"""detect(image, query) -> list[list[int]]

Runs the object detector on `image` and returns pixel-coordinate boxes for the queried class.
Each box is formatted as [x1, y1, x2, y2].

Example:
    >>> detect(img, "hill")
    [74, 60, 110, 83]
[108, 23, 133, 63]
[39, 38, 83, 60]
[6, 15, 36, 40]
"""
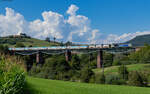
[0, 37, 60, 47]
[93, 64, 150, 75]
[24, 76, 150, 94]
[126, 34, 150, 47]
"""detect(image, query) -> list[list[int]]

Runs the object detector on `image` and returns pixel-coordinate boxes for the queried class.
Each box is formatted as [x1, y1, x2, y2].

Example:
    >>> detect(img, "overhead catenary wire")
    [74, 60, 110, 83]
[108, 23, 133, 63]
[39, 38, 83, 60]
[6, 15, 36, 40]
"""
[14, 48, 134, 56]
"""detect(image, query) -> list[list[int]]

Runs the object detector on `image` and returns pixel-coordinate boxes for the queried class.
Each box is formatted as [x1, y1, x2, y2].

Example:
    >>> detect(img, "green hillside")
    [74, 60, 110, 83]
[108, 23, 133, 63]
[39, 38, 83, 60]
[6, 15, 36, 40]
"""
[24, 77, 150, 94]
[0, 37, 60, 47]
[93, 64, 150, 75]
[126, 34, 150, 47]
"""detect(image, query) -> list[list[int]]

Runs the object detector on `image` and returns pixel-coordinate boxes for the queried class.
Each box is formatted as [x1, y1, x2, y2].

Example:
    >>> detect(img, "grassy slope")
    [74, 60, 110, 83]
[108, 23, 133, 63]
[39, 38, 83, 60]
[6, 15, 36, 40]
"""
[93, 64, 150, 75]
[0, 37, 59, 47]
[19, 38, 59, 47]
[25, 77, 150, 94]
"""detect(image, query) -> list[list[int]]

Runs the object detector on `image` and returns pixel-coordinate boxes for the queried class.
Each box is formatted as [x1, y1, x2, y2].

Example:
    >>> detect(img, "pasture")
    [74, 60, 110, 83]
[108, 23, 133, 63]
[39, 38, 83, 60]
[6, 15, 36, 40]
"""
[25, 77, 150, 94]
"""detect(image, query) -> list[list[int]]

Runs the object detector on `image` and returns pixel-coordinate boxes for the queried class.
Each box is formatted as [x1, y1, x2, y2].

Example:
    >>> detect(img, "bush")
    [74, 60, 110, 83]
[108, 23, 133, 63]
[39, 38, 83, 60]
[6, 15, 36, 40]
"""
[95, 73, 105, 84]
[118, 65, 128, 80]
[105, 74, 126, 85]
[0, 55, 26, 94]
[0, 45, 9, 54]
[71, 55, 81, 70]
[128, 71, 145, 87]
[112, 60, 121, 66]
[41, 55, 71, 81]
[128, 45, 150, 64]
[29, 64, 42, 77]
[80, 67, 94, 83]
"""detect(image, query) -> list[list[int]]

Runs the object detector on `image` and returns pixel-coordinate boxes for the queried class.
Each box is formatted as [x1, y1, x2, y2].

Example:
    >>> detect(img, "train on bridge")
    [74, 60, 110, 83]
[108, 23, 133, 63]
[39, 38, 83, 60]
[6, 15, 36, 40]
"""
[9, 43, 132, 51]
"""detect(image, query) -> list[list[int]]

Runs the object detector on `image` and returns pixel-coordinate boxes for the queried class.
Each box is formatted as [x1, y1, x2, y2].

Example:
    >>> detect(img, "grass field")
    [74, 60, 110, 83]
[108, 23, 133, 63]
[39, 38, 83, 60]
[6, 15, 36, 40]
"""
[18, 38, 60, 47]
[93, 64, 150, 75]
[25, 77, 150, 94]
[0, 37, 60, 47]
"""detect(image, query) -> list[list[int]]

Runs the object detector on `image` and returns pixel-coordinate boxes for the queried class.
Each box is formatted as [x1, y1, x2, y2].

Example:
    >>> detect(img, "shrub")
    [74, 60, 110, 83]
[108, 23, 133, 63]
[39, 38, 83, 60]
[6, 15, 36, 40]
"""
[112, 60, 121, 66]
[80, 67, 94, 83]
[89, 75, 95, 83]
[41, 55, 71, 81]
[0, 55, 26, 94]
[118, 65, 128, 80]
[71, 55, 81, 70]
[105, 74, 126, 85]
[29, 64, 42, 77]
[0, 45, 9, 54]
[95, 73, 105, 84]
[128, 71, 145, 87]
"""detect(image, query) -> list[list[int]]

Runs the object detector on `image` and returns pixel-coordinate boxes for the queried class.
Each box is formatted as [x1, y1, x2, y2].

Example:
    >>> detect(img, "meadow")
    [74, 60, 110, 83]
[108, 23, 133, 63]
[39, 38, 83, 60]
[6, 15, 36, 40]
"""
[93, 64, 150, 75]
[25, 77, 150, 94]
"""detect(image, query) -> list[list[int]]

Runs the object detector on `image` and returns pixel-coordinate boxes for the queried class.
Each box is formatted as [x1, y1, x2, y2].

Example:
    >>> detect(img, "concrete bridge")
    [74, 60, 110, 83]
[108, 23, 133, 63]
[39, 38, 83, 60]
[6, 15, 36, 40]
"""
[9, 46, 135, 68]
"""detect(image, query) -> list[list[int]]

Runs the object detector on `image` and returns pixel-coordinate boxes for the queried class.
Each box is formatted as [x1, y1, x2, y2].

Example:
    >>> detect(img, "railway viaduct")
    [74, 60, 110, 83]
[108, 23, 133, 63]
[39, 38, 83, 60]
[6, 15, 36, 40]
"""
[9, 46, 135, 68]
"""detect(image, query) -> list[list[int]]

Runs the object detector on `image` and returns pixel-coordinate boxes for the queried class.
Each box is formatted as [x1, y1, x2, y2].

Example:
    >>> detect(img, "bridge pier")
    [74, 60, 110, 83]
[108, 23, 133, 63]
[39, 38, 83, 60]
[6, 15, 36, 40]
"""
[65, 50, 72, 62]
[97, 50, 103, 68]
[36, 52, 42, 64]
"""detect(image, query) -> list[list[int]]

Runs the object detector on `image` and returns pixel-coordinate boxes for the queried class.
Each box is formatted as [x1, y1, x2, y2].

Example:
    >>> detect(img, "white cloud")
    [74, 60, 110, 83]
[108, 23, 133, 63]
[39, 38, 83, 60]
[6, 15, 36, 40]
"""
[103, 31, 150, 44]
[29, 11, 65, 39]
[0, 7, 28, 37]
[67, 4, 79, 16]
[0, 5, 150, 44]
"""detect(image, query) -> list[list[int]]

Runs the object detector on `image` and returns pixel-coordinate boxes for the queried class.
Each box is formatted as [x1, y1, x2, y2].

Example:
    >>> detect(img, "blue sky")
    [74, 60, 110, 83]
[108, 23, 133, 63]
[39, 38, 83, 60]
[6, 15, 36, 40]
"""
[0, 0, 150, 43]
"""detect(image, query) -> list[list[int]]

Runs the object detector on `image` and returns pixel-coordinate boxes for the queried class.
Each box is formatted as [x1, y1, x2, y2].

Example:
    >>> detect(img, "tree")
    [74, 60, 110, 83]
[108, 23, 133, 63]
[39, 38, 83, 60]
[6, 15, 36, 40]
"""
[53, 37, 56, 43]
[80, 67, 94, 83]
[42, 55, 71, 80]
[45, 37, 50, 42]
[15, 42, 25, 47]
[128, 71, 145, 87]
[129, 45, 150, 64]
[71, 55, 81, 70]
[0, 45, 9, 54]
[60, 41, 64, 46]
[118, 65, 128, 80]
[65, 41, 72, 46]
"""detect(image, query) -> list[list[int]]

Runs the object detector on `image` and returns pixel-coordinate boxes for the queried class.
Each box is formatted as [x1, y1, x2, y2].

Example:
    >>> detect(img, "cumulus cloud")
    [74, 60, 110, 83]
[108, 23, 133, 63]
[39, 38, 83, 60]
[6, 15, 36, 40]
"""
[0, 8, 28, 36]
[29, 11, 65, 39]
[0, 4, 100, 43]
[67, 4, 79, 16]
[0, 5, 150, 44]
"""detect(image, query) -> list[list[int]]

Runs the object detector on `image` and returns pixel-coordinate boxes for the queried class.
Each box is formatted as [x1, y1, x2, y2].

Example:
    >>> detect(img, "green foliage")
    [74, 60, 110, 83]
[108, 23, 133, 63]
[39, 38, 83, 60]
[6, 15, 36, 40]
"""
[95, 73, 105, 84]
[129, 45, 150, 64]
[80, 67, 94, 83]
[71, 55, 81, 70]
[118, 65, 128, 80]
[29, 64, 42, 77]
[45, 37, 50, 42]
[15, 42, 25, 47]
[41, 55, 71, 80]
[0, 55, 26, 94]
[128, 71, 146, 87]
[0, 45, 9, 54]
[105, 74, 125, 85]
[112, 60, 121, 66]
[103, 52, 113, 67]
